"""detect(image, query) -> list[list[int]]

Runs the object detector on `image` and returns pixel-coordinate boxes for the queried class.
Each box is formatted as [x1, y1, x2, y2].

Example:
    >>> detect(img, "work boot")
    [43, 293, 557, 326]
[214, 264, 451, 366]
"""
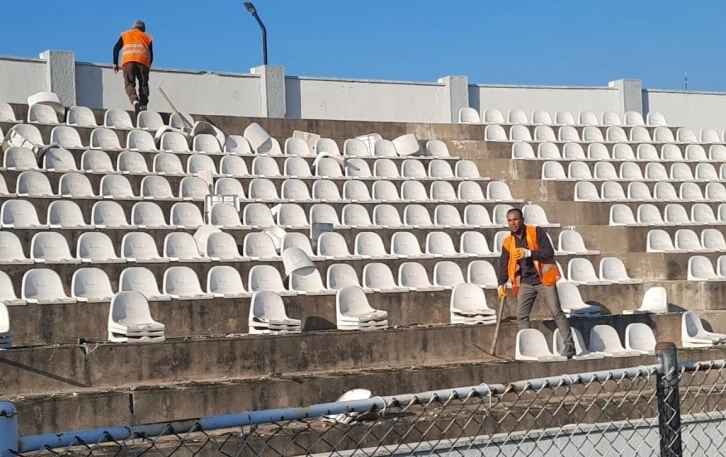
[562, 342, 576, 359]
[133, 101, 141, 116]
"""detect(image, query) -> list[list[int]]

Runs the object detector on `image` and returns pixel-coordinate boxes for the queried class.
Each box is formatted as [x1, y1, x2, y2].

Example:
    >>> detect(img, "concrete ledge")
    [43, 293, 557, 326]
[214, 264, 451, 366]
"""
[11, 328, 726, 435]
[0, 310, 719, 398]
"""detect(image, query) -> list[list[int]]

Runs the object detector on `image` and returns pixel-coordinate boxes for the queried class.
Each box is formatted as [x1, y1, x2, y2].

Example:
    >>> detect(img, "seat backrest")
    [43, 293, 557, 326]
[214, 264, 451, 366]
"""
[317, 232, 351, 257]
[373, 159, 399, 178]
[248, 265, 285, 292]
[342, 180, 371, 201]
[100, 174, 135, 198]
[22, 268, 67, 300]
[541, 161, 566, 180]
[354, 232, 387, 256]
[81, 150, 114, 173]
[119, 266, 163, 296]
[403, 204, 432, 226]
[187, 154, 217, 175]
[362, 263, 397, 289]
[153, 152, 184, 175]
[58, 172, 94, 197]
[140, 176, 174, 199]
[164, 232, 203, 260]
[179, 176, 211, 200]
[430, 181, 457, 200]
[434, 205, 463, 226]
[243, 233, 278, 258]
[458, 181, 485, 201]
[72, 268, 113, 301]
[373, 139, 397, 157]
[401, 159, 427, 179]
[426, 140, 450, 158]
[464, 205, 492, 226]
[43, 148, 77, 172]
[127, 129, 157, 152]
[206, 232, 241, 260]
[160, 131, 189, 152]
[343, 138, 369, 157]
[460, 231, 490, 255]
[310, 203, 341, 226]
[90, 128, 121, 150]
[537, 142, 560, 159]
[483, 108, 504, 124]
[314, 138, 340, 156]
[451, 283, 487, 312]
[391, 231, 423, 256]
[207, 265, 246, 295]
[131, 202, 167, 227]
[163, 266, 205, 295]
[170, 202, 204, 227]
[192, 134, 221, 153]
[224, 135, 253, 154]
[281, 179, 312, 201]
[117, 151, 149, 174]
[345, 158, 372, 178]
[326, 264, 360, 289]
[137, 110, 164, 131]
[512, 142, 535, 159]
[426, 232, 457, 255]
[0, 231, 27, 261]
[104, 109, 134, 128]
[311, 181, 342, 201]
[398, 262, 433, 288]
[31, 232, 73, 261]
[48, 200, 87, 227]
[16, 171, 53, 197]
[282, 157, 311, 178]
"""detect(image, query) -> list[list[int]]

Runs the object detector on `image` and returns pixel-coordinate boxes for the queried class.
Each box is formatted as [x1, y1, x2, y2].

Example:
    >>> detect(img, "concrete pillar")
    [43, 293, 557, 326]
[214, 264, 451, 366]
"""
[40, 50, 76, 107]
[438, 76, 469, 123]
[251, 65, 286, 118]
[608, 79, 643, 117]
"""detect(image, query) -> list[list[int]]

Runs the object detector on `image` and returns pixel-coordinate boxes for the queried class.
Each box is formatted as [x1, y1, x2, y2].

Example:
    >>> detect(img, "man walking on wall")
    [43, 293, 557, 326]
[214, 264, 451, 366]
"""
[113, 20, 153, 115]
[497, 208, 576, 359]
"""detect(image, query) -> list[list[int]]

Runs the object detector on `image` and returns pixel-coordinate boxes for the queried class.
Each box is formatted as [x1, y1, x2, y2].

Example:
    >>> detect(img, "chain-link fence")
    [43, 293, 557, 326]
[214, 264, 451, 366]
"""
[3, 343, 725, 457]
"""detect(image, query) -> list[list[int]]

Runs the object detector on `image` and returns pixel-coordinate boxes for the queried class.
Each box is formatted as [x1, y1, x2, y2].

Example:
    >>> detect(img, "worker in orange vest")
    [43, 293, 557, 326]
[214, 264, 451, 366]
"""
[497, 208, 576, 359]
[112, 21, 153, 115]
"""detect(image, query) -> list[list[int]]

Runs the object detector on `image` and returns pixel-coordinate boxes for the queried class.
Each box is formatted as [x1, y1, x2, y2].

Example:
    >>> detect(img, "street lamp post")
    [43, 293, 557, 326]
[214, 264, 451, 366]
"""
[244, 2, 268, 65]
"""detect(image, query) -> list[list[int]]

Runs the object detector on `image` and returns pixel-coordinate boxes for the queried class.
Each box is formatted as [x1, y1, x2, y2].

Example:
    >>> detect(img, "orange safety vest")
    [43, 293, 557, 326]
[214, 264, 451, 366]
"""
[120, 29, 153, 67]
[504, 225, 560, 297]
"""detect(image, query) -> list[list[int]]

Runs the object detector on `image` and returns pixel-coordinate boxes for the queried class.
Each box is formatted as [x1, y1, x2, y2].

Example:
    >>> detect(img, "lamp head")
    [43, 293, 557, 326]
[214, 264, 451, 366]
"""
[244, 2, 257, 14]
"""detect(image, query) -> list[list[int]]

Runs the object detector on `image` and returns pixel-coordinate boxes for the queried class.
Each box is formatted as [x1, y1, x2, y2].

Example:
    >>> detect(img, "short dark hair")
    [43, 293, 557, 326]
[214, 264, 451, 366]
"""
[506, 208, 523, 219]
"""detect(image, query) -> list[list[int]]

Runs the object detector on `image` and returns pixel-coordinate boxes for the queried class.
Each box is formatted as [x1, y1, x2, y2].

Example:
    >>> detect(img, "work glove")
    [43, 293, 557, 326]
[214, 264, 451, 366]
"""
[497, 286, 507, 299]
[512, 247, 532, 260]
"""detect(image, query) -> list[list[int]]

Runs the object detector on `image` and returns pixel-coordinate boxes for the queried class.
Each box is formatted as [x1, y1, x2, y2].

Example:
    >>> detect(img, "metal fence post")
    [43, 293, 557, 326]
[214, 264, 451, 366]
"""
[0, 402, 18, 457]
[655, 342, 682, 457]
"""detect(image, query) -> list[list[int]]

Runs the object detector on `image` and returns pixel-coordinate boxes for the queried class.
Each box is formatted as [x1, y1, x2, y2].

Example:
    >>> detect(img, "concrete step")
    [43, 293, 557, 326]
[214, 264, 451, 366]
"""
[9, 318, 726, 436]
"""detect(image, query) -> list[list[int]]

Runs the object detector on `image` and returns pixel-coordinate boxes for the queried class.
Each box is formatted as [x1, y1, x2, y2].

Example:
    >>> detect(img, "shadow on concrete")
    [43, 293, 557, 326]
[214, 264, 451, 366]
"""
[303, 316, 336, 332]
[75, 64, 105, 116]
[284, 77, 301, 119]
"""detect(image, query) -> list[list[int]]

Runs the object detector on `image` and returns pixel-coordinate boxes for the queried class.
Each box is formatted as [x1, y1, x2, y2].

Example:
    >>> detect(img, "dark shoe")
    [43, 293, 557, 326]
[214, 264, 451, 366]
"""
[133, 101, 141, 116]
[139, 105, 147, 112]
[562, 343, 576, 359]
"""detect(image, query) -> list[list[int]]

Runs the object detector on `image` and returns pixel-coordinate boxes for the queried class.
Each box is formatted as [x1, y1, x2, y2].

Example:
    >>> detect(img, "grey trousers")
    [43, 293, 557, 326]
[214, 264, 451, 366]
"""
[517, 283, 574, 345]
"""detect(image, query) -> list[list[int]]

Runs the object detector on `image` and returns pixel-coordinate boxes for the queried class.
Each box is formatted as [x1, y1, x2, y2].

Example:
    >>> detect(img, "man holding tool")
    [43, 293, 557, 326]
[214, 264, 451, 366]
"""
[497, 208, 576, 359]
[113, 20, 153, 115]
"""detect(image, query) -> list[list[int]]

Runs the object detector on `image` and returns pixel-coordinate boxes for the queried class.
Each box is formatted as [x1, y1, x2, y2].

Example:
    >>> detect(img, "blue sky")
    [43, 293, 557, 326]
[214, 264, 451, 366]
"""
[2, 0, 724, 91]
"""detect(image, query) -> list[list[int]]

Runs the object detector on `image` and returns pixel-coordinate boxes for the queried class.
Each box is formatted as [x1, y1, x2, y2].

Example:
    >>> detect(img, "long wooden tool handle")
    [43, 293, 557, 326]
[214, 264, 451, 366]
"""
[489, 296, 507, 355]
[158, 87, 194, 130]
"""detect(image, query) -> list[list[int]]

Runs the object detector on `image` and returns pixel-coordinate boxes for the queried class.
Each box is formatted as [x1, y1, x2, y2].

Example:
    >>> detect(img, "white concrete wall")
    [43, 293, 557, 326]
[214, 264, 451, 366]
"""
[644, 89, 726, 131]
[469, 85, 620, 119]
[0, 56, 47, 104]
[75, 63, 264, 117]
[286, 77, 449, 123]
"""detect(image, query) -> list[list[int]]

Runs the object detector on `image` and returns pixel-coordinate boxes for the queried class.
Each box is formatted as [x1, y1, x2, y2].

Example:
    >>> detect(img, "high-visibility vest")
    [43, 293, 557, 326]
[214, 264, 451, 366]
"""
[504, 225, 560, 297]
[120, 29, 153, 67]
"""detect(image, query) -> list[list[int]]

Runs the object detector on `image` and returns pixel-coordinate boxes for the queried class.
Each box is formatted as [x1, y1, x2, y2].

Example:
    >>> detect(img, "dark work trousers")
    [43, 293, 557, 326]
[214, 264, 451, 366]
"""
[517, 283, 574, 345]
[122, 62, 150, 106]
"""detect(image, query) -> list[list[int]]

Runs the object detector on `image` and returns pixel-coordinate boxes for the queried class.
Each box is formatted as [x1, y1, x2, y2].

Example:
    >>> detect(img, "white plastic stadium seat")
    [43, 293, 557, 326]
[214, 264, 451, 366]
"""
[458, 107, 480, 124]
[127, 130, 158, 152]
[248, 265, 288, 294]
[100, 175, 137, 199]
[398, 262, 444, 291]
[220, 156, 251, 178]
[22, 269, 76, 304]
[137, 111, 164, 131]
[362, 263, 408, 293]
[119, 267, 170, 301]
[426, 140, 451, 158]
[0, 232, 31, 264]
[336, 285, 388, 330]
[107, 291, 166, 342]
[164, 232, 208, 262]
[16, 171, 53, 197]
[225, 135, 253, 154]
[193, 134, 222, 154]
[485, 125, 507, 141]
[512, 142, 535, 159]
[28, 103, 60, 124]
[374, 139, 397, 157]
[72, 268, 114, 303]
[48, 200, 91, 229]
[682, 311, 726, 348]
[163, 266, 213, 300]
[467, 260, 498, 288]
[207, 266, 250, 299]
[160, 131, 190, 153]
[327, 264, 361, 290]
[355, 232, 391, 258]
[90, 128, 122, 150]
[451, 283, 496, 325]
[66, 106, 97, 127]
[140, 176, 175, 200]
[343, 138, 368, 157]
[104, 109, 134, 129]
[589, 325, 640, 357]
[516, 329, 566, 362]
[433, 261, 465, 288]
[510, 125, 532, 141]
[117, 151, 149, 174]
[249, 290, 301, 334]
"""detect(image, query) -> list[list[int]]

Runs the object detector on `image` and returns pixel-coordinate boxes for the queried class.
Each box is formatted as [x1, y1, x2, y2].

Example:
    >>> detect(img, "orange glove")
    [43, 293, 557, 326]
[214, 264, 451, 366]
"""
[511, 248, 531, 260]
[498, 286, 507, 299]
